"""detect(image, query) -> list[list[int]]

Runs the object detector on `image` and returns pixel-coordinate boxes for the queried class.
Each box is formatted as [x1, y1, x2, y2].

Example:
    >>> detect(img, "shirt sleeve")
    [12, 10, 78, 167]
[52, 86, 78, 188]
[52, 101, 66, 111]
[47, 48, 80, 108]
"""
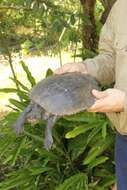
[83, 3, 117, 86]
[123, 93, 127, 112]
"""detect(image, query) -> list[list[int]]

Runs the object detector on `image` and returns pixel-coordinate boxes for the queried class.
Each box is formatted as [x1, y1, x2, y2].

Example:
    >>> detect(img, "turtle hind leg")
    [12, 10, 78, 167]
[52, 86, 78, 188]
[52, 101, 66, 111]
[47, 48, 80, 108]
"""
[13, 103, 33, 134]
[44, 115, 57, 150]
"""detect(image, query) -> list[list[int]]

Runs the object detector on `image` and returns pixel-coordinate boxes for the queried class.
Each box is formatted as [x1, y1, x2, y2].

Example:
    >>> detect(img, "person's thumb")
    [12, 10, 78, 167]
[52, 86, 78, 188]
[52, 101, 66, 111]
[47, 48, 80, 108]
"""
[92, 89, 108, 99]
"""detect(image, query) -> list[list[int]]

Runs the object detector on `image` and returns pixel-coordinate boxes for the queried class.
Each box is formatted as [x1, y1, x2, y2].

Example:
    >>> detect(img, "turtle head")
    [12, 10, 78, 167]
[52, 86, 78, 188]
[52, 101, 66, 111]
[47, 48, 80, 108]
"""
[26, 103, 45, 124]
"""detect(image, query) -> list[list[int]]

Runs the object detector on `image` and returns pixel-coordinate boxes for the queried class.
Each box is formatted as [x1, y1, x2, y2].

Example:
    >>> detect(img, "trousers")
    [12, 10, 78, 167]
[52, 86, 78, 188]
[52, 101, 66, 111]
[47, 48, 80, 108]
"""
[115, 132, 127, 190]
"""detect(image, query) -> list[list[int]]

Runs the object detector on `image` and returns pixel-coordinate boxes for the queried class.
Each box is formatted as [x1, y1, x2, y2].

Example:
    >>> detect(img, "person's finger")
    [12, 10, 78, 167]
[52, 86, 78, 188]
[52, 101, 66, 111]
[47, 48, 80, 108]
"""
[92, 89, 108, 99]
[54, 68, 63, 74]
[54, 63, 73, 74]
[54, 67, 67, 74]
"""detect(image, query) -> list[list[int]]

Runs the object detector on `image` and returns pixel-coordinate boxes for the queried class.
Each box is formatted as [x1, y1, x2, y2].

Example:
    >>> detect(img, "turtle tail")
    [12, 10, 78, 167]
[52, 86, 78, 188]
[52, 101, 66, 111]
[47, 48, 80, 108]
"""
[13, 103, 33, 134]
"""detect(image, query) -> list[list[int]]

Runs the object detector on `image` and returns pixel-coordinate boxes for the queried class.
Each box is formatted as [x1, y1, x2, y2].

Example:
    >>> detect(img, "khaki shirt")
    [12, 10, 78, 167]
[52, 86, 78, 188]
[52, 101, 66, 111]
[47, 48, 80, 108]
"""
[84, 0, 127, 135]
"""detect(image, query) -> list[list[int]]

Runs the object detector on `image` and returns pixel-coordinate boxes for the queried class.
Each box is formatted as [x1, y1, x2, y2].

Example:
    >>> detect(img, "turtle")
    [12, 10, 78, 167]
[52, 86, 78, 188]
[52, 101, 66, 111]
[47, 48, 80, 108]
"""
[14, 72, 100, 150]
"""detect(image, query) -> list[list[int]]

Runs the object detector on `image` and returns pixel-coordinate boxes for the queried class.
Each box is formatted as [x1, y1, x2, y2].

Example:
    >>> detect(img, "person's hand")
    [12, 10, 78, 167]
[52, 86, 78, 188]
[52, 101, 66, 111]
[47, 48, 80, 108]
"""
[54, 62, 88, 74]
[88, 88, 125, 113]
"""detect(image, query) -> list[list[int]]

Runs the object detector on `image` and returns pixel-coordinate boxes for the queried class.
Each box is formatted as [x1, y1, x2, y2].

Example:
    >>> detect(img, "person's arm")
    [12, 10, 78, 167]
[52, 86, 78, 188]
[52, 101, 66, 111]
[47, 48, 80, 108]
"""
[83, 3, 116, 86]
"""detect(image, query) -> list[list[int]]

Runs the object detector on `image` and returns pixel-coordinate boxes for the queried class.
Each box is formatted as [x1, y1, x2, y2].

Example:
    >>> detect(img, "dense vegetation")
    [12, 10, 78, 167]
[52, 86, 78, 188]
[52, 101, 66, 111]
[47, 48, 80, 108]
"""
[0, 0, 117, 189]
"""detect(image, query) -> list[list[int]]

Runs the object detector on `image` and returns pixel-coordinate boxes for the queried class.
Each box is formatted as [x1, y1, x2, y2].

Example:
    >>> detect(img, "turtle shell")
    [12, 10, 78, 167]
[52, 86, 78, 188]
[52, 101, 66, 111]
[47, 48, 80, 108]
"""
[30, 72, 100, 115]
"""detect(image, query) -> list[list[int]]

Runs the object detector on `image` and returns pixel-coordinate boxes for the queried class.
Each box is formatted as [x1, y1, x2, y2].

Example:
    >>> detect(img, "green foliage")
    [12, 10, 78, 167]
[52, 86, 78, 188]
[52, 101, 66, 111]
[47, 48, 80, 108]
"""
[0, 111, 116, 189]
[55, 173, 88, 190]
[0, 0, 82, 56]
[0, 0, 106, 60]
[0, 61, 35, 110]
[45, 68, 54, 78]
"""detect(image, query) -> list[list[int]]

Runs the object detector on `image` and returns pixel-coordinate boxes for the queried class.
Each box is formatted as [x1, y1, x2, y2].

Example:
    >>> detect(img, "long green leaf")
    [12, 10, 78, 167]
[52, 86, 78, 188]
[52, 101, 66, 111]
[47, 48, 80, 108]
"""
[29, 166, 52, 175]
[65, 125, 94, 139]
[101, 176, 116, 188]
[17, 91, 29, 101]
[24, 131, 43, 143]
[83, 136, 113, 165]
[11, 136, 27, 166]
[86, 126, 101, 145]
[102, 122, 108, 139]
[89, 156, 109, 169]
[20, 61, 36, 87]
[0, 176, 33, 190]
[55, 173, 88, 190]
[0, 88, 17, 93]
[64, 112, 100, 123]
[9, 98, 26, 110]
[10, 77, 30, 91]
[45, 68, 53, 77]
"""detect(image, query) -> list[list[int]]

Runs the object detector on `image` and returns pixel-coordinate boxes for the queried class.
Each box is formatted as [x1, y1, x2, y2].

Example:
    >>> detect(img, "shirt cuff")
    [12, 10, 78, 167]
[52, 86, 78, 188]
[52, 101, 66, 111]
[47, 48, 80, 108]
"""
[83, 59, 99, 79]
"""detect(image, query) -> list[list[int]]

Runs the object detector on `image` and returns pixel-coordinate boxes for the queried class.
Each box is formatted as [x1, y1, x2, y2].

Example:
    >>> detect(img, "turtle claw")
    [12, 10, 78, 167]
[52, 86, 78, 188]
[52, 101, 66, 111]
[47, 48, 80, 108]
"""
[13, 116, 25, 135]
[44, 136, 53, 150]
[13, 124, 23, 135]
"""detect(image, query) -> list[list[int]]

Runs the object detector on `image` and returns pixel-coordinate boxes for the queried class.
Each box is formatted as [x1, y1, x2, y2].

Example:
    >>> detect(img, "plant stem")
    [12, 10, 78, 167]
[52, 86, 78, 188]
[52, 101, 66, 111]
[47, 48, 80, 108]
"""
[58, 43, 62, 67]
[0, 31, 22, 102]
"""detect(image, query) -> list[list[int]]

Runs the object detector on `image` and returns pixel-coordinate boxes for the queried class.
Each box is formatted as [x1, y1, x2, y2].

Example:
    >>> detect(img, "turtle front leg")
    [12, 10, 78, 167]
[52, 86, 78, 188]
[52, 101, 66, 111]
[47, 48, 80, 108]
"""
[13, 103, 33, 134]
[44, 115, 57, 150]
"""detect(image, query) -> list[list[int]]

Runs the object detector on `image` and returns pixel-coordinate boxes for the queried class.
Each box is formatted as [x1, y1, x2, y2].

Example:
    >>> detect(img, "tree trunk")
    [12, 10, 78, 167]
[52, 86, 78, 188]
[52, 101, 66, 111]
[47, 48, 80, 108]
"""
[80, 0, 97, 52]
[100, 0, 117, 24]
[80, 0, 117, 53]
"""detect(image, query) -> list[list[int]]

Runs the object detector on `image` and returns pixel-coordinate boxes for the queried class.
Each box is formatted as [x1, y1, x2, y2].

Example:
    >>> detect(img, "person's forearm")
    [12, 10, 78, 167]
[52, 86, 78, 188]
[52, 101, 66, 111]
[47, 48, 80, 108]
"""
[83, 52, 115, 86]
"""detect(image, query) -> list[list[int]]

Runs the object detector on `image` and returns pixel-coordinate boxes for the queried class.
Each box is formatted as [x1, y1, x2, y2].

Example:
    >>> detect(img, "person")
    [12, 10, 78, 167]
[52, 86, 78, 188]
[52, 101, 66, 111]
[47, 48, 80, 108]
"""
[54, 0, 127, 189]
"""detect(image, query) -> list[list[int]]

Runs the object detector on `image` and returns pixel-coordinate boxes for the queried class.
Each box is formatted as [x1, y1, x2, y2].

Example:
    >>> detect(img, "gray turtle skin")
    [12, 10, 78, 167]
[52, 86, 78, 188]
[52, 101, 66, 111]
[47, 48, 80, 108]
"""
[14, 72, 100, 150]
